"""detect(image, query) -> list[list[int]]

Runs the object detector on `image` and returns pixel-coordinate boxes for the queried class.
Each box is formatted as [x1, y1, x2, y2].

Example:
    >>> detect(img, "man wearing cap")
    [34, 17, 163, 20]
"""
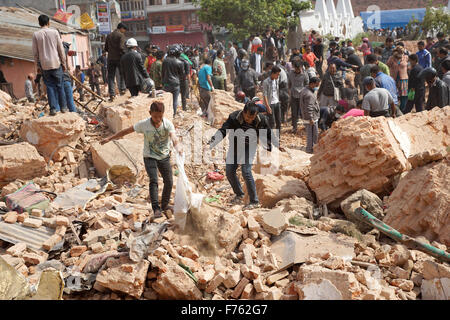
[105, 23, 128, 101]
[362, 77, 396, 118]
[120, 38, 151, 97]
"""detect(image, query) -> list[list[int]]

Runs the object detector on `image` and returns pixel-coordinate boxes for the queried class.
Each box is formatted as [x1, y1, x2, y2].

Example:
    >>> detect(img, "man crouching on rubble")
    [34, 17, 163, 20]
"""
[101, 101, 183, 218]
[208, 101, 278, 210]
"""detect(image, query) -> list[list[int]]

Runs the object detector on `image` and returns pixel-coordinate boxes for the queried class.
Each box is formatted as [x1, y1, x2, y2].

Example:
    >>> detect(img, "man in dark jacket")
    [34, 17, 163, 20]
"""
[178, 47, 191, 111]
[249, 47, 264, 75]
[105, 23, 127, 101]
[208, 101, 277, 210]
[300, 77, 321, 154]
[237, 59, 258, 99]
[162, 45, 184, 116]
[312, 38, 324, 78]
[317, 63, 344, 107]
[120, 38, 151, 97]
[421, 67, 450, 110]
[404, 54, 425, 114]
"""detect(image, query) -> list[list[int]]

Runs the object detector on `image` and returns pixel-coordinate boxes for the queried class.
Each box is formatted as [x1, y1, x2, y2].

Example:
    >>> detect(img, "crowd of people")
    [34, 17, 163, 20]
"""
[30, 16, 449, 212]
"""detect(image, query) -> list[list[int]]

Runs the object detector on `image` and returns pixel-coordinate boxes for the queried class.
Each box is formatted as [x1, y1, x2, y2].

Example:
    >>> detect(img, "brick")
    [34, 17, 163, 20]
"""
[267, 287, 283, 300]
[56, 225, 67, 237]
[3, 211, 18, 224]
[179, 245, 199, 260]
[241, 283, 254, 299]
[30, 209, 43, 217]
[23, 217, 42, 228]
[70, 245, 88, 257]
[55, 215, 69, 227]
[6, 242, 27, 257]
[17, 212, 29, 223]
[224, 269, 241, 289]
[105, 210, 123, 223]
[42, 234, 63, 251]
[231, 277, 250, 299]
[266, 270, 289, 285]
[247, 215, 260, 231]
[253, 277, 266, 293]
[23, 253, 46, 265]
[275, 278, 290, 288]
[205, 273, 225, 293]
[91, 242, 104, 253]
[198, 269, 216, 285]
[390, 279, 414, 292]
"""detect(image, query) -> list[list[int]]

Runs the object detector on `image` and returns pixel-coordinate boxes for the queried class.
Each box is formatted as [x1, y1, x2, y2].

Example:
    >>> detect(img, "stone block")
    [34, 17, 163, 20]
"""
[260, 208, 288, 236]
[23, 218, 43, 228]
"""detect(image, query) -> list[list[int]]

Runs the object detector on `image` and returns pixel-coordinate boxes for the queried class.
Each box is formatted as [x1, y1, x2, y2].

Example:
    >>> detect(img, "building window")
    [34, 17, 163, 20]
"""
[169, 14, 182, 25]
[167, 0, 179, 4]
[148, 0, 162, 5]
[151, 15, 165, 26]
[189, 12, 198, 24]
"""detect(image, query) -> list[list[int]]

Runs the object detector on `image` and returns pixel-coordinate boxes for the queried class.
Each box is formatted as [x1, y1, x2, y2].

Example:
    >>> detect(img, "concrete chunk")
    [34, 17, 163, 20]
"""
[261, 208, 288, 236]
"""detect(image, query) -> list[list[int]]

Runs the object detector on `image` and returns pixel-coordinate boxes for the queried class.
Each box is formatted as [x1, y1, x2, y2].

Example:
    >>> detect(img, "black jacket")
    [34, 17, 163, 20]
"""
[249, 53, 264, 73]
[346, 54, 363, 68]
[178, 57, 190, 81]
[408, 64, 425, 94]
[162, 56, 184, 89]
[237, 68, 258, 91]
[120, 49, 149, 88]
[427, 79, 449, 110]
[210, 110, 276, 162]
[105, 29, 126, 62]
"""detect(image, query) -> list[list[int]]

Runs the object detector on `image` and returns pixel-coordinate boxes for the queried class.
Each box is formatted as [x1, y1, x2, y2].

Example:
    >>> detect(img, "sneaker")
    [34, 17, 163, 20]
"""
[162, 205, 174, 213]
[109, 96, 115, 102]
[60, 108, 68, 113]
[49, 109, 57, 116]
[243, 202, 261, 210]
[230, 195, 244, 204]
[119, 90, 126, 96]
[153, 209, 163, 219]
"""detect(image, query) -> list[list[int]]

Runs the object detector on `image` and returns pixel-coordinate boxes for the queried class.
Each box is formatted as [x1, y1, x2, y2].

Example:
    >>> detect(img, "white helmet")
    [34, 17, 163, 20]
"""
[126, 38, 138, 47]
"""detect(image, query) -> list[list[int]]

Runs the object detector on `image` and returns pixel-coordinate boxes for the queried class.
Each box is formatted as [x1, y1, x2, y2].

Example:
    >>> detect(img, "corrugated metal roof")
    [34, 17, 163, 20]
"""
[0, 221, 55, 251]
[0, 6, 86, 62]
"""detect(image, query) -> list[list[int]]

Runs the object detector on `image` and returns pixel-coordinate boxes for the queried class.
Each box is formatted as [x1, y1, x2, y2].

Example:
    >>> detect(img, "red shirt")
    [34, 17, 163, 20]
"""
[342, 109, 365, 119]
[303, 52, 317, 67]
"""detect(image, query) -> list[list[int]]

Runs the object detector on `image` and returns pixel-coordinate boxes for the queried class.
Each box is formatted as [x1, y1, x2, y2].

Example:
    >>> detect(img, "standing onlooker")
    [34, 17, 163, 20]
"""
[299, 77, 321, 154]
[275, 29, 286, 61]
[416, 41, 432, 69]
[381, 37, 395, 64]
[74, 65, 85, 102]
[263, 65, 282, 137]
[179, 49, 192, 110]
[346, 47, 363, 93]
[371, 65, 399, 107]
[25, 74, 35, 103]
[366, 54, 390, 76]
[120, 38, 151, 97]
[318, 63, 343, 107]
[421, 68, 450, 110]
[162, 46, 184, 116]
[403, 54, 425, 114]
[32, 14, 67, 115]
[150, 50, 164, 90]
[87, 62, 101, 96]
[237, 59, 258, 99]
[250, 47, 264, 75]
[441, 59, 450, 87]
[105, 23, 127, 101]
[288, 58, 309, 133]
[302, 46, 318, 68]
[225, 42, 238, 83]
[341, 78, 358, 109]
[387, 47, 409, 112]
[435, 47, 450, 79]
[425, 37, 435, 51]
[62, 41, 77, 113]
[198, 58, 215, 116]
[212, 49, 227, 90]
[96, 51, 108, 84]
[313, 38, 324, 78]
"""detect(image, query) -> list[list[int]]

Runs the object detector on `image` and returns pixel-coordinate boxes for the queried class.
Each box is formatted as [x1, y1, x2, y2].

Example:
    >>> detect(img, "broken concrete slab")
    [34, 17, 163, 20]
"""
[249, 174, 313, 208]
[421, 278, 450, 300]
[19, 113, 86, 160]
[207, 90, 243, 129]
[297, 264, 362, 300]
[384, 158, 450, 247]
[260, 208, 288, 236]
[270, 230, 355, 271]
[295, 279, 343, 300]
[308, 107, 450, 204]
[0, 142, 47, 187]
[152, 258, 202, 300]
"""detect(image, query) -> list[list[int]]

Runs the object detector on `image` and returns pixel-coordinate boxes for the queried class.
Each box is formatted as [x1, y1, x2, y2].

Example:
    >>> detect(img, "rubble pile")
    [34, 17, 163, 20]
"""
[207, 90, 243, 128]
[0, 89, 449, 301]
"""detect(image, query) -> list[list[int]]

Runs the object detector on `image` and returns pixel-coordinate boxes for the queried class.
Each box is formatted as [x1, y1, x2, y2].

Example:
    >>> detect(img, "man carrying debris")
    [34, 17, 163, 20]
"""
[361, 77, 396, 118]
[100, 101, 183, 218]
[32, 14, 68, 115]
[208, 101, 276, 210]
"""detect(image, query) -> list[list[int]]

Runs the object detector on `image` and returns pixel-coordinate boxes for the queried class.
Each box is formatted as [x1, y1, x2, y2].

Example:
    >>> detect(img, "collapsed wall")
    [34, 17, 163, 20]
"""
[384, 157, 450, 247]
[308, 107, 450, 205]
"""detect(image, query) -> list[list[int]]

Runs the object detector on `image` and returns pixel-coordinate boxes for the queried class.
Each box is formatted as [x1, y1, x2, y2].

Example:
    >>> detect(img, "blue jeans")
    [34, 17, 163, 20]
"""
[226, 163, 259, 204]
[42, 66, 66, 112]
[164, 86, 180, 116]
[63, 81, 77, 112]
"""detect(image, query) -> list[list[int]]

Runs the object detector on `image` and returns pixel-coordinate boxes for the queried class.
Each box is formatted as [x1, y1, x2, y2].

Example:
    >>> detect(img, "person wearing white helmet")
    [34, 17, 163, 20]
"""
[119, 38, 151, 97]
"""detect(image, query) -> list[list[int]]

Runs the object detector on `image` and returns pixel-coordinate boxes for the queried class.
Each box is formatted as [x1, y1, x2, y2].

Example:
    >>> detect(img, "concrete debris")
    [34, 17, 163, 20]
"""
[384, 158, 450, 247]
[207, 90, 243, 128]
[20, 113, 86, 160]
[0, 142, 47, 187]
[308, 107, 450, 205]
[260, 208, 288, 236]
[295, 279, 343, 300]
[421, 278, 450, 300]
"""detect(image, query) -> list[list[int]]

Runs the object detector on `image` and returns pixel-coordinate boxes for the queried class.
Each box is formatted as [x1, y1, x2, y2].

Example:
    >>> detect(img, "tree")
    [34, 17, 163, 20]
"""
[421, 1, 450, 35]
[193, 0, 312, 40]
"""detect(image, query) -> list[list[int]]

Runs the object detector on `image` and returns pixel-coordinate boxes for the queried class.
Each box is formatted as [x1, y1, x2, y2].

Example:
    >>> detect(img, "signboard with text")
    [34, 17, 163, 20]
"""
[152, 26, 166, 34]
[96, 2, 111, 35]
[166, 25, 185, 33]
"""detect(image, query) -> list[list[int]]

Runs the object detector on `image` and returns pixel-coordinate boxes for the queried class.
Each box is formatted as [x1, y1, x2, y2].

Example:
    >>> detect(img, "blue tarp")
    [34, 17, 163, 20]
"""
[360, 8, 427, 30]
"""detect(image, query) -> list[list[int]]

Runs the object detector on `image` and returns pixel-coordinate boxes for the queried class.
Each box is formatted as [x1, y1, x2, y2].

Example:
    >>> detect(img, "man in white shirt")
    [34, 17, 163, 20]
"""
[263, 65, 282, 137]
[250, 47, 264, 74]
